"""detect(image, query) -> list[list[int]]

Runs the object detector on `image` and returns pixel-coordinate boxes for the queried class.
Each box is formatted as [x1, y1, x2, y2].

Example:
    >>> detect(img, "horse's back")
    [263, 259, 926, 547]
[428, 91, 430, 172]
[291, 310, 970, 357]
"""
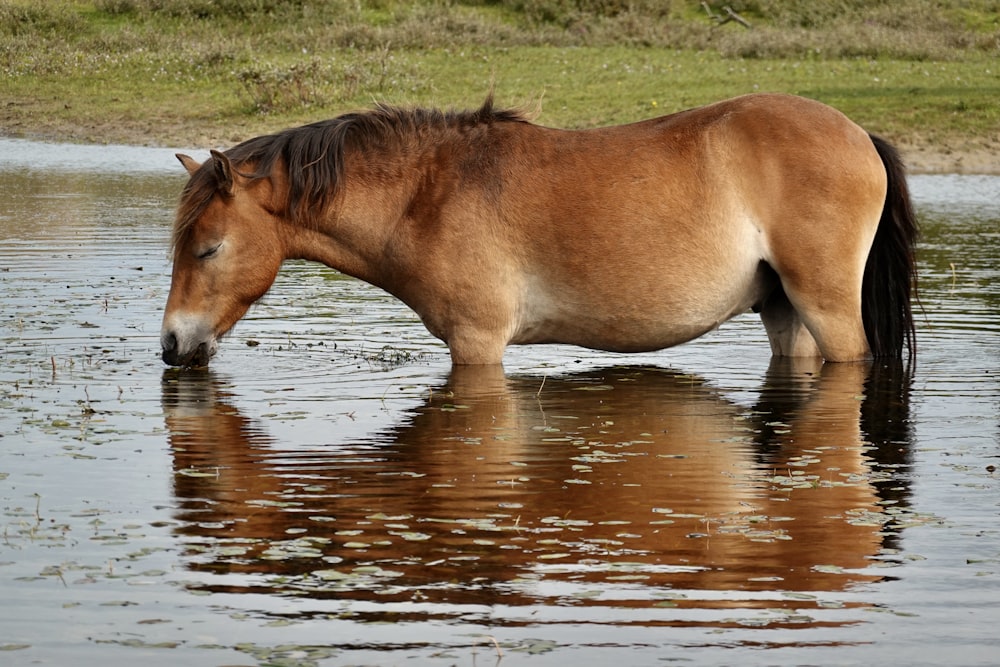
[499, 93, 884, 235]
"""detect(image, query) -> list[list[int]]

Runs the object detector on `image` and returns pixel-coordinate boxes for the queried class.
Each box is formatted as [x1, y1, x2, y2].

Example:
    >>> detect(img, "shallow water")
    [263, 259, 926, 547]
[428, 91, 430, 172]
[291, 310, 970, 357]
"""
[0, 138, 998, 666]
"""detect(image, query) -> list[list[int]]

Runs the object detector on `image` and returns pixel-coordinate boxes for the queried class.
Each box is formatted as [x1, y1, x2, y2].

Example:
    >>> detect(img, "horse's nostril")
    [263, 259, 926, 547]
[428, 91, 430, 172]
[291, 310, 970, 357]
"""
[161, 332, 180, 366]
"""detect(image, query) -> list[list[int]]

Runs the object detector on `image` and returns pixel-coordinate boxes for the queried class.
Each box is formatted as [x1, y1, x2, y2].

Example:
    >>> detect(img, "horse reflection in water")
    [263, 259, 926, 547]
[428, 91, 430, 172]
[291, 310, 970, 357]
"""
[163, 361, 910, 625]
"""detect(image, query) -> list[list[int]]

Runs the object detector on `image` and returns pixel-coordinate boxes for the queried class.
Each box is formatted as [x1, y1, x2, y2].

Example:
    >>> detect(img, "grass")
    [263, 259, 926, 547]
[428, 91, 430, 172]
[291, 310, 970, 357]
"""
[1, 0, 998, 163]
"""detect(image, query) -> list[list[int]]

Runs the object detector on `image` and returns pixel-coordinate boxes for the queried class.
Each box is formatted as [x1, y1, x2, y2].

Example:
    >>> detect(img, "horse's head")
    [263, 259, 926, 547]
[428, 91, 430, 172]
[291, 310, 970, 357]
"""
[161, 150, 285, 367]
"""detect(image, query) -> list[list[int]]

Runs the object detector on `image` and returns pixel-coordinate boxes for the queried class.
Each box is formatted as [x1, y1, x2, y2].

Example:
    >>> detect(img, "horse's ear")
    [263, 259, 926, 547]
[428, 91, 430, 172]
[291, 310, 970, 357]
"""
[175, 153, 201, 176]
[209, 149, 235, 196]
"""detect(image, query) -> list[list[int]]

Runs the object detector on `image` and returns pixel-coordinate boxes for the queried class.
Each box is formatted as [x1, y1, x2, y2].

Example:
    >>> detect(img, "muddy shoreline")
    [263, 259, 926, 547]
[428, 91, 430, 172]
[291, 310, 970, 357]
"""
[2, 116, 997, 176]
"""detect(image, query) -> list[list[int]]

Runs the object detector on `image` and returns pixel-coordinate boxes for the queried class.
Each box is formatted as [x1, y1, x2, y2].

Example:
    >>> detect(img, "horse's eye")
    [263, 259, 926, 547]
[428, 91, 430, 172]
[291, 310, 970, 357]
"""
[197, 244, 221, 260]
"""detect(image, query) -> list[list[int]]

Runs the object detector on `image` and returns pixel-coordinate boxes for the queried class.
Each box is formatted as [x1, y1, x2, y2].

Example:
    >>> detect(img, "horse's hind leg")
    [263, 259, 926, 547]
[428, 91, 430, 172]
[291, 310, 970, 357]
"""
[761, 198, 879, 362]
[761, 275, 871, 362]
[759, 287, 822, 358]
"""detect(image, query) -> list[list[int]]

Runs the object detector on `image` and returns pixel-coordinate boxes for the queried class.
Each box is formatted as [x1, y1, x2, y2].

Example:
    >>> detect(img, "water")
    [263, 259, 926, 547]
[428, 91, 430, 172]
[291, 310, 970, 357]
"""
[1, 138, 997, 666]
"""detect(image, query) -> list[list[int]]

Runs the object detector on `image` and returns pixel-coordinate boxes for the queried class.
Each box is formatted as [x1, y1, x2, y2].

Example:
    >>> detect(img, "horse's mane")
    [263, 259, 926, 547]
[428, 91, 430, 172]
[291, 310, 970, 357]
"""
[173, 96, 529, 252]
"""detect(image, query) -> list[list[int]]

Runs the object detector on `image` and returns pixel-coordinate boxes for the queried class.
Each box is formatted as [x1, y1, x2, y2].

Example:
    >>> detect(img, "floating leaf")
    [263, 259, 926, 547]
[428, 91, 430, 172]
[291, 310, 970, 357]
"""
[395, 532, 431, 542]
[782, 592, 817, 600]
[572, 590, 602, 599]
[511, 639, 559, 655]
[367, 513, 412, 521]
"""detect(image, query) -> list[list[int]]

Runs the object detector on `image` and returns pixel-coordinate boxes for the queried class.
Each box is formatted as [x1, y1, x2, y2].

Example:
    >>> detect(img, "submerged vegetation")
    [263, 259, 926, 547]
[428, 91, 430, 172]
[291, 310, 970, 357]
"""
[0, 0, 998, 162]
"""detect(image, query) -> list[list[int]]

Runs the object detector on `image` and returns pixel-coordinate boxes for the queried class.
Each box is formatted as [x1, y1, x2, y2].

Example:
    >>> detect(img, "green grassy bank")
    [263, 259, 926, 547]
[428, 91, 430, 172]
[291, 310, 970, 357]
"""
[2, 1, 998, 171]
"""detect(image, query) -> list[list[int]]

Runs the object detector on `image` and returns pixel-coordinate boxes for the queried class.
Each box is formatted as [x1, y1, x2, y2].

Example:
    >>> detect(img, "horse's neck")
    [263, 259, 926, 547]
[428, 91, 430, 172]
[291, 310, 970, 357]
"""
[284, 140, 444, 287]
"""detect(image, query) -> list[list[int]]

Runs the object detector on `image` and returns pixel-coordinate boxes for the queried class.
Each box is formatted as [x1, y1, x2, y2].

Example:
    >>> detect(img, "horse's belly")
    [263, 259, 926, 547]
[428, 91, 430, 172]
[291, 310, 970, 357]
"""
[511, 290, 753, 353]
[513, 315, 718, 351]
[507, 236, 772, 353]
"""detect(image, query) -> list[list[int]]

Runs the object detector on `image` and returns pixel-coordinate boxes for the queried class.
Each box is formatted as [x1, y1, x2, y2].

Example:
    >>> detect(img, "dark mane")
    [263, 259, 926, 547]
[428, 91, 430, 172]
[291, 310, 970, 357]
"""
[172, 96, 529, 252]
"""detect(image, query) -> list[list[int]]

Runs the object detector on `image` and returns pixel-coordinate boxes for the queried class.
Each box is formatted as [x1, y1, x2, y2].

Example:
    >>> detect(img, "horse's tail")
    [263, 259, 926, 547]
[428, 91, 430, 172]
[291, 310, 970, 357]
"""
[862, 134, 919, 361]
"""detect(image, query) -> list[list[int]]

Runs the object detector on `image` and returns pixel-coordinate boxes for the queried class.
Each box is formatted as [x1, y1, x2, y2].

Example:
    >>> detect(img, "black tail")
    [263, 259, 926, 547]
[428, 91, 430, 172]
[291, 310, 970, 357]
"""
[863, 135, 919, 361]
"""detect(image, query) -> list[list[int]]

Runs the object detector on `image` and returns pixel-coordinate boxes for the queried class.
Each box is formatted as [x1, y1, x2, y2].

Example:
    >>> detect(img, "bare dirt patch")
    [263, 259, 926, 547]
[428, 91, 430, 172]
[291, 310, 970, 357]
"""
[3, 107, 997, 175]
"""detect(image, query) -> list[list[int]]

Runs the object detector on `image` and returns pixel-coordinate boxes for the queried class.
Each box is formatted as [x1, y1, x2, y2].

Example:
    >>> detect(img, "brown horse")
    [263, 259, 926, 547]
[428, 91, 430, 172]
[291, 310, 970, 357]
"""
[161, 93, 917, 367]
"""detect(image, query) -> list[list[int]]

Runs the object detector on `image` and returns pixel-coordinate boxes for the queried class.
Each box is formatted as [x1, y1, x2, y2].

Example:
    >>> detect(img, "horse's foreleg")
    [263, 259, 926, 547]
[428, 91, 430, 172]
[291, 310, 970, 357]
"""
[446, 327, 509, 365]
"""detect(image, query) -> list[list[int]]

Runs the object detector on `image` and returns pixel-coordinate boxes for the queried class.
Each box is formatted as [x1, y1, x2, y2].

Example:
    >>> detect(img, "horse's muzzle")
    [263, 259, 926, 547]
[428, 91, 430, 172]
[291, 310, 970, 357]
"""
[161, 332, 213, 368]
